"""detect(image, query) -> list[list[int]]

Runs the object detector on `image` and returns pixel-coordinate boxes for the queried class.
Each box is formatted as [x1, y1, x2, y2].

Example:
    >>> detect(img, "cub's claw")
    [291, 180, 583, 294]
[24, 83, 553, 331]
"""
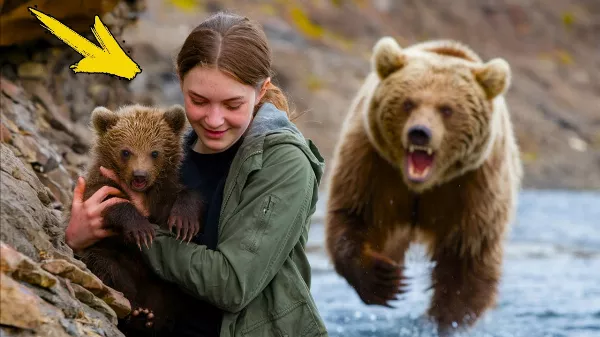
[168, 215, 200, 243]
[169, 190, 204, 243]
[125, 219, 155, 250]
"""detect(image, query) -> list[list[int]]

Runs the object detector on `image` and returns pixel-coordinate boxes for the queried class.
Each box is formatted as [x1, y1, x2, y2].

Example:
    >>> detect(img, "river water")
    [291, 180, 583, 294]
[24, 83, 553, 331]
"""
[307, 190, 600, 337]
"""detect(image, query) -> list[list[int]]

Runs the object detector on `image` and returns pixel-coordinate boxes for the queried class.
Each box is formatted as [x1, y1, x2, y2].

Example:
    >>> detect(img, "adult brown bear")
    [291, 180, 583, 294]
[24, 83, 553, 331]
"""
[325, 37, 523, 335]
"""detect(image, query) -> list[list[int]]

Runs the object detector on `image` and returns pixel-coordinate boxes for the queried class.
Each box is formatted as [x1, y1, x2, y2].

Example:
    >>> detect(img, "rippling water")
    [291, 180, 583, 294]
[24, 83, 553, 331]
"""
[307, 190, 600, 337]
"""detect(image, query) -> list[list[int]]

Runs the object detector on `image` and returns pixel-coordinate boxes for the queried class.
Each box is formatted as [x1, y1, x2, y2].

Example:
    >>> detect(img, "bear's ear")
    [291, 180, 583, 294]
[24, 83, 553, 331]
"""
[372, 36, 406, 79]
[163, 104, 186, 133]
[473, 58, 511, 100]
[91, 107, 118, 135]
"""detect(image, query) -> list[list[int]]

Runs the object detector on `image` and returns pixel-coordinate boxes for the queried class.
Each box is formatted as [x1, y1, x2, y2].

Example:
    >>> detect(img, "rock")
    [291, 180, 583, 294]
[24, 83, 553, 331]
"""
[0, 242, 58, 289]
[41, 259, 105, 295]
[39, 166, 73, 208]
[0, 241, 126, 337]
[0, 1, 142, 335]
[0, 275, 44, 330]
[0, 271, 125, 337]
[100, 287, 132, 319]
[9, 134, 38, 165]
[43, 249, 89, 271]
[1, 122, 12, 143]
[23, 81, 73, 133]
[88, 84, 111, 107]
[0, 76, 24, 100]
[0, 0, 121, 47]
[70, 283, 118, 325]
[1, 144, 62, 261]
[17, 62, 47, 80]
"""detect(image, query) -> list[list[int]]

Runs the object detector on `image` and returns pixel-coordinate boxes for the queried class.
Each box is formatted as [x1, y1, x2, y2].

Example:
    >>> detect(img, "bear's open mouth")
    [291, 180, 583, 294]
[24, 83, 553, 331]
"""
[131, 177, 148, 191]
[405, 145, 435, 182]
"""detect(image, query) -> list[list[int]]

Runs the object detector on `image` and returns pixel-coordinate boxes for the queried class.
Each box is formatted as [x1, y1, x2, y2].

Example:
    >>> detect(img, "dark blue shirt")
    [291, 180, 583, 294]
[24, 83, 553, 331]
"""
[172, 130, 243, 336]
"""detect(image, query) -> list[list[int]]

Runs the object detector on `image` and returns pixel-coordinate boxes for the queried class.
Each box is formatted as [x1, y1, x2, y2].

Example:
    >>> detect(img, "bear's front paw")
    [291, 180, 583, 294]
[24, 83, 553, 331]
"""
[349, 250, 409, 307]
[168, 200, 202, 243]
[124, 218, 156, 250]
[127, 307, 155, 329]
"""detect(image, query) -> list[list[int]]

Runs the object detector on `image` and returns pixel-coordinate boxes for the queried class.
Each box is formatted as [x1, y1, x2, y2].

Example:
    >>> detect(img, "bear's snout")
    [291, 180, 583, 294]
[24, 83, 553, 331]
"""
[407, 125, 432, 146]
[133, 170, 148, 180]
[131, 170, 149, 191]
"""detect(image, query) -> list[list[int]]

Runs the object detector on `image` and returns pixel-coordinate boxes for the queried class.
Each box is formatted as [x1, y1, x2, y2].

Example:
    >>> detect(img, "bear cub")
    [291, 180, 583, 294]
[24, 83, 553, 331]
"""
[75, 104, 205, 336]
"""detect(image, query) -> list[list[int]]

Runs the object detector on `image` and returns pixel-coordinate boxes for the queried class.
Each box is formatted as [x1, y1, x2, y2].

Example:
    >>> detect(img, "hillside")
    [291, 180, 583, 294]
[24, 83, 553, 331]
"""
[125, 0, 600, 190]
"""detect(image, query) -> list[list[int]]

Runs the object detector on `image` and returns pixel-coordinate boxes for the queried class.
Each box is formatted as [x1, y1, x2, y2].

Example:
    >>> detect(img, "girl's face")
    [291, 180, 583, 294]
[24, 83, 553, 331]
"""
[181, 66, 268, 154]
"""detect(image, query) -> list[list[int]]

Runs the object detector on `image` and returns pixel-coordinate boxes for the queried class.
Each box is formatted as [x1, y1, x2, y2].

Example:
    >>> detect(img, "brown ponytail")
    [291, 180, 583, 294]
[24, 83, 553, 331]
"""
[256, 82, 292, 116]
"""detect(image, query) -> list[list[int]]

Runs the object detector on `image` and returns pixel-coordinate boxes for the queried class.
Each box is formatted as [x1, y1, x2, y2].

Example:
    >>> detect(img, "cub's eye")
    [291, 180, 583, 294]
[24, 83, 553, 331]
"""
[151, 151, 159, 159]
[439, 105, 453, 117]
[121, 150, 130, 158]
[402, 99, 415, 112]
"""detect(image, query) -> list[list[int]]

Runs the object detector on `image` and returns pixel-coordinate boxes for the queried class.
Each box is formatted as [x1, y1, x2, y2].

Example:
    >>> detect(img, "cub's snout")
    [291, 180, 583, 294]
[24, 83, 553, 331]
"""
[131, 170, 149, 191]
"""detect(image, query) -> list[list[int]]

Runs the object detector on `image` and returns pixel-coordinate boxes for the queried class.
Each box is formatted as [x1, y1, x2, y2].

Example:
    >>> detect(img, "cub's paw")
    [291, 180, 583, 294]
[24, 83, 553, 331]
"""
[168, 193, 203, 242]
[126, 307, 155, 329]
[349, 250, 409, 307]
[124, 218, 155, 250]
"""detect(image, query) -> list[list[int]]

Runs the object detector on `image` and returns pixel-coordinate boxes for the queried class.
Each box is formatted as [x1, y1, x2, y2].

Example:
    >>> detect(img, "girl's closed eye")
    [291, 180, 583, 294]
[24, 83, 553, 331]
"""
[192, 99, 208, 106]
[226, 103, 243, 111]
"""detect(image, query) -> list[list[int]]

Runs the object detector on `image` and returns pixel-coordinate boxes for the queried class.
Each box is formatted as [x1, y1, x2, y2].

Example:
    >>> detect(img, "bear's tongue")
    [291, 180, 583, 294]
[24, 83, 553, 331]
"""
[132, 177, 147, 190]
[408, 150, 434, 180]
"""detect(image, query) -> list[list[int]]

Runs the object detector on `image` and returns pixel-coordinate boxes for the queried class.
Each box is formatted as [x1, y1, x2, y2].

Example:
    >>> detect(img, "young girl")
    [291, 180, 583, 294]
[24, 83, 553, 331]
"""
[65, 11, 328, 337]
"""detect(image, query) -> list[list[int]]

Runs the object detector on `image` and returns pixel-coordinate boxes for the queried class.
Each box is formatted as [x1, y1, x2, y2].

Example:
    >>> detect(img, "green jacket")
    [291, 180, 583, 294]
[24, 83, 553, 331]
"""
[141, 103, 329, 337]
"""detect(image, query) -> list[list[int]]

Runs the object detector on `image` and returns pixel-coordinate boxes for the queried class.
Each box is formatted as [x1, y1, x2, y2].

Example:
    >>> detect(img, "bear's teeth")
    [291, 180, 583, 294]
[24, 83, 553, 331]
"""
[407, 145, 433, 155]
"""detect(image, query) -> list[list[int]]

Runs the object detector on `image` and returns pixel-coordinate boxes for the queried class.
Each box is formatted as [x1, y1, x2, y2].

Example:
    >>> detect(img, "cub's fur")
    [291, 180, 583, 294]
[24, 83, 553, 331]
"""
[325, 37, 522, 334]
[72, 104, 205, 336]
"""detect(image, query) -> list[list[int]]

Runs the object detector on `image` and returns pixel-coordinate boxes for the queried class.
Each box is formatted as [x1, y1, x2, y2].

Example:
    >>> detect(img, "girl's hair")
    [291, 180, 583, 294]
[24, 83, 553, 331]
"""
[176, 12, 291, 117]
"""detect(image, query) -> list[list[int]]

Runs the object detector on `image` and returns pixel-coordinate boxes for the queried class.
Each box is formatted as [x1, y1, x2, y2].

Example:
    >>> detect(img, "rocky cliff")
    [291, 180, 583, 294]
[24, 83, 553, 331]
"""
[1, 1, 143, 336]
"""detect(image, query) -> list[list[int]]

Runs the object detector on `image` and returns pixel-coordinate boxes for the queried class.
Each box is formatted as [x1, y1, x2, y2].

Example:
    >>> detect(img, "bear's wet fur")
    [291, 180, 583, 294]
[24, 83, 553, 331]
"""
[325, 37, 522, 335]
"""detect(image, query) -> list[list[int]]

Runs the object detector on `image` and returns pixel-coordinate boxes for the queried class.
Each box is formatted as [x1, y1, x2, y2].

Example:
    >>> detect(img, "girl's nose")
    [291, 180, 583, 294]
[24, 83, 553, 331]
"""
[204, 105, 224, 128]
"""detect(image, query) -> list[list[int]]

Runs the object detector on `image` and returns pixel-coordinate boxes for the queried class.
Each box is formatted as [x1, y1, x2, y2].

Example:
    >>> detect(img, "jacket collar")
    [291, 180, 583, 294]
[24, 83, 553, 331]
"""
[182, 102, 324, 183]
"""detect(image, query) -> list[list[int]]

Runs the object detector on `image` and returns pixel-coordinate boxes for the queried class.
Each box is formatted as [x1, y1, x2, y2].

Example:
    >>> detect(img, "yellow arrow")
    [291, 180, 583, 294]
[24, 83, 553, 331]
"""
[28, 7, 141, 80]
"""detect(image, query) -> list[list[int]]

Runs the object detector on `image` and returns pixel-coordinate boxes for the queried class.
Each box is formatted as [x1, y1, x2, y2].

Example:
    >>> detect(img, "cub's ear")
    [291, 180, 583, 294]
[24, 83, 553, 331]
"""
[163, 104, 186, 133]
[91, 107, 118, 135]
[473, 58, 511, 99]
[372, 36, 406, 79]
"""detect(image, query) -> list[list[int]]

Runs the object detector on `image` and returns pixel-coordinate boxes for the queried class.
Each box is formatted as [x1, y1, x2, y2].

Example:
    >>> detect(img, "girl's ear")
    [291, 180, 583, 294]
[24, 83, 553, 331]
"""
[257, 77, 271, 102]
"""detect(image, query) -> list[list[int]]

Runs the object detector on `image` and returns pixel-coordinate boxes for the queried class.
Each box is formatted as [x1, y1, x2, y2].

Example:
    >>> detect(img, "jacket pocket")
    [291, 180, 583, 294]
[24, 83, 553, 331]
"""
[241, 300, 319, 337]
[240, 194, 279, 253]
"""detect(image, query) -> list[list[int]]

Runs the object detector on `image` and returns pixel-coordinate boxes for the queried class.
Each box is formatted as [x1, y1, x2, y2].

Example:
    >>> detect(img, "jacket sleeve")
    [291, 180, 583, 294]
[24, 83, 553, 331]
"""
[141, 143, 316, 313]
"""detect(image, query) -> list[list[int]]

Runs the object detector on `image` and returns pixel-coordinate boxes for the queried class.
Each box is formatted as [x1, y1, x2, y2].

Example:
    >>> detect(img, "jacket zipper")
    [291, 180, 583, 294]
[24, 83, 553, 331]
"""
[218, 149, 263, 237]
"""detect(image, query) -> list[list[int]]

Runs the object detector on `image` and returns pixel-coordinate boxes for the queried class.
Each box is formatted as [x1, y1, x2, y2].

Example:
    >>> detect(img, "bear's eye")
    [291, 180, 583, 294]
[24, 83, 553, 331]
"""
[151, 151, 159, 159]
[121, 150, 130, 158]
[439, 105, 453, 117]
[402, 99, 415, 113]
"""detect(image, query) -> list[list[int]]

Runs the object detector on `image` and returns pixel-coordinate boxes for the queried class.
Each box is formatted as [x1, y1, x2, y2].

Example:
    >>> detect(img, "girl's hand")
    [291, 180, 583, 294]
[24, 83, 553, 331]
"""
[65, 177, 129, 253]
[99, 166, 150, 217]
